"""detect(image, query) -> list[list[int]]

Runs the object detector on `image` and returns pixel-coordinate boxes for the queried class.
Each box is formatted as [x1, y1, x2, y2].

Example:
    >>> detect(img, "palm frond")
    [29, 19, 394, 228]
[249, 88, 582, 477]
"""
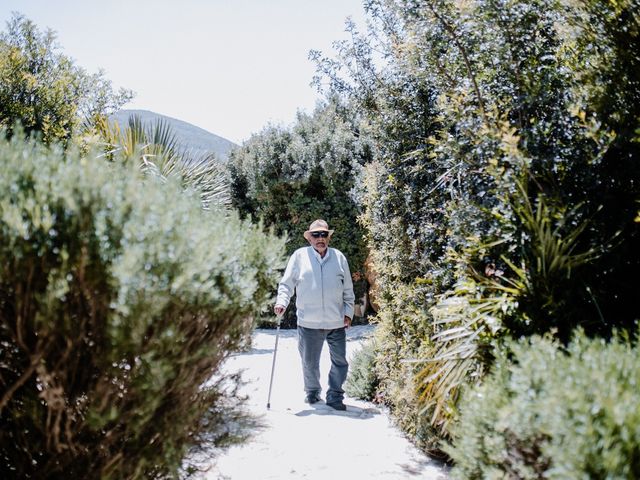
[158, 150, 231, 210]
[413, 276, 518, 434]
[512, 178, 600, 282]
[94, 114, 230, 210]
[148, 118, 180, 155]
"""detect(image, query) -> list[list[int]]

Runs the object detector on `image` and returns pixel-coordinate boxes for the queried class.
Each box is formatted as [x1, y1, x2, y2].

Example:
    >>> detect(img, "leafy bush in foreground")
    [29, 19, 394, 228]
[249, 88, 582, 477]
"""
[446, 332, 640, 479]
[0, 134, 284, 478]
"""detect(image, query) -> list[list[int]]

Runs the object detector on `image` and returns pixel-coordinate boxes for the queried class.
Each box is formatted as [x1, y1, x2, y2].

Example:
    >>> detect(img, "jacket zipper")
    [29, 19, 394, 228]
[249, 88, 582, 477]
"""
[320, 261, 325, 316]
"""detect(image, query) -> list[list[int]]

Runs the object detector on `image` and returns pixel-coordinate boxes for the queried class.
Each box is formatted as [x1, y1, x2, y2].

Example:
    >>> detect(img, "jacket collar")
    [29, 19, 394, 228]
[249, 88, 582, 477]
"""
[309, 246, 331, 264]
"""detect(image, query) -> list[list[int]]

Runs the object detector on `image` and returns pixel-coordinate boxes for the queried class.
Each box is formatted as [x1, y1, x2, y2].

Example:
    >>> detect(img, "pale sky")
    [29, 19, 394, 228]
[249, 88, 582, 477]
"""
[1, 0, 367, 144]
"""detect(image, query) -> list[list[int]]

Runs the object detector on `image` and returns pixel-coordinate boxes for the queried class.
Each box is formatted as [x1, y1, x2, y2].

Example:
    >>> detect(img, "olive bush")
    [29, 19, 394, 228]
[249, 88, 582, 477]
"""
[0, 133, 284, 478]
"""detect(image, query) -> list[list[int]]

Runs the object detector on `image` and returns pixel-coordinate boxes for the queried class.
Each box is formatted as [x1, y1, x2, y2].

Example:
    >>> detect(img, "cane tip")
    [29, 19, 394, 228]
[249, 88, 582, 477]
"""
[267, 403, 271, 409]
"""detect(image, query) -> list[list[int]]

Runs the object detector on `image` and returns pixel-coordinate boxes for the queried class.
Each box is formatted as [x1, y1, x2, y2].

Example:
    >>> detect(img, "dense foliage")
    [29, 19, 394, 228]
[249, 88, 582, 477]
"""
[0, 133, 284, 478]
[2, 2, 639, 474]
[0, 14, 132, 145]
[446, 331, 640, 479]
[312, 0, 640, 452]
[229, 101, 373, 326]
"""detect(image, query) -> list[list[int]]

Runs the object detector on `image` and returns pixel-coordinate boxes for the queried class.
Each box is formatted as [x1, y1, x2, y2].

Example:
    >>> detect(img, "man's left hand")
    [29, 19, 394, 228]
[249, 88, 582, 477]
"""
[344, 316, 352, 329]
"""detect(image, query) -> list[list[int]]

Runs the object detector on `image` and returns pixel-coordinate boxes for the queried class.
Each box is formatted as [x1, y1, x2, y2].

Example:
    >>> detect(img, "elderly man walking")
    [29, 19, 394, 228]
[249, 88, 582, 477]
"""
[274, 219, 355, 410]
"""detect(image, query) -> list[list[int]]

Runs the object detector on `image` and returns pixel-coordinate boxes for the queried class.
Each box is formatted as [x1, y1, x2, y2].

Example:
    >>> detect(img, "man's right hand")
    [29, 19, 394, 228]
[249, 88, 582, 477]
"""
[274, 304, 286, 316]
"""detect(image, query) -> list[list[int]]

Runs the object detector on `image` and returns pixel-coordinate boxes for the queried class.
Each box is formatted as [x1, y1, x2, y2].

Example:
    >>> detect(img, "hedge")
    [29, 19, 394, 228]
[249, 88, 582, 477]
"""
[0, 133, 284, 478]
[446, 331, 640, 479]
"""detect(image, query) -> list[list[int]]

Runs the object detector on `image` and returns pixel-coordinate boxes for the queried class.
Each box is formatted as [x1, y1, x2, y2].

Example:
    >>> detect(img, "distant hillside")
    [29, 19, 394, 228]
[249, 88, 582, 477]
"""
[110, 109, 237, 160]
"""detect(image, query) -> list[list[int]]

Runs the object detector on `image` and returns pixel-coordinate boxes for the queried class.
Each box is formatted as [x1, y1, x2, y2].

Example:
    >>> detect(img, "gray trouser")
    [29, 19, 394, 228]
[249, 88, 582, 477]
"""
[297, 326, 348, 404]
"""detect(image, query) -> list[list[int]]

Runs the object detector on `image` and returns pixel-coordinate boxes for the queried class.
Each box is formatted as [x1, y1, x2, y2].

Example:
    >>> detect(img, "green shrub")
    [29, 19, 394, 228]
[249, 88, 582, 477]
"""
[0, 133, 284, 478]
[446, 331, 640, 479]
[345, 338, 379, 400]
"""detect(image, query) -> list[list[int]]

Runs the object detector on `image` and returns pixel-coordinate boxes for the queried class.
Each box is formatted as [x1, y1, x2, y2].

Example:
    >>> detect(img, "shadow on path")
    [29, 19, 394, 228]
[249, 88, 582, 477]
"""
[293, 402, 381, 419]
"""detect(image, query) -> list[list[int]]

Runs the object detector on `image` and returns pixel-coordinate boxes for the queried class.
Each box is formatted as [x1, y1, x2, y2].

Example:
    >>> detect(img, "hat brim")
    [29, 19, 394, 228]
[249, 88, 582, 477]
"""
[303, 229, 334, 241]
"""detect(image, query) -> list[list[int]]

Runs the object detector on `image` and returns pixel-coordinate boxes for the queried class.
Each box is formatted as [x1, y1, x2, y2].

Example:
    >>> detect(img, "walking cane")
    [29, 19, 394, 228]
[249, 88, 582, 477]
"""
[266, 314, 282, 409]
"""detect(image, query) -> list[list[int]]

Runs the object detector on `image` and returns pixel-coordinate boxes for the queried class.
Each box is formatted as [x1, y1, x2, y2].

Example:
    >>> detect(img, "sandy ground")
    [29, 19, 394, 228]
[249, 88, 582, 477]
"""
[199, 325, 449, 480]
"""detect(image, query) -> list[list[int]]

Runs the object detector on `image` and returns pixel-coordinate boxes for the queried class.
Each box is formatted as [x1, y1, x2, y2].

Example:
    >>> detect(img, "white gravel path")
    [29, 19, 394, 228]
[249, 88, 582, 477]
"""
[200, 325, 450, 480]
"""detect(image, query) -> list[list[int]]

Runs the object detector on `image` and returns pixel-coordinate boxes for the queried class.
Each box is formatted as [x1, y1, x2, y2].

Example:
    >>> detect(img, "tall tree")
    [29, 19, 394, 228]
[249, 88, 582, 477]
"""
[0, 13, 132, 145]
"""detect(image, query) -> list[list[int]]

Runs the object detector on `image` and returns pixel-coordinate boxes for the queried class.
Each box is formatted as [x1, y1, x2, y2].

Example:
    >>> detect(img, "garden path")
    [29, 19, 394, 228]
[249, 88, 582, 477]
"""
[201, 325, 450, 480]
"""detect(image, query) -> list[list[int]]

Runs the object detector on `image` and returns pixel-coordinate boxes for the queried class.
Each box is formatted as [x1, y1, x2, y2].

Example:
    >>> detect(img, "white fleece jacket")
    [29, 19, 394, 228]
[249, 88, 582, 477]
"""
[276, 246, 355, 329]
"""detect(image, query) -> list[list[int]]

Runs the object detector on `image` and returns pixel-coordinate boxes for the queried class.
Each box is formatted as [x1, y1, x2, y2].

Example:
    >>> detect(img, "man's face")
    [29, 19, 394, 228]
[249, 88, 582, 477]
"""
[308, 231, 330, 255]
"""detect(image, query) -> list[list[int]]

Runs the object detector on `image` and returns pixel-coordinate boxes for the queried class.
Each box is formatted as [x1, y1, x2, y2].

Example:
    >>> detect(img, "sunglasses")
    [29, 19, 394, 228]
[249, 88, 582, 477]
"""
[310, 231, 330, 238]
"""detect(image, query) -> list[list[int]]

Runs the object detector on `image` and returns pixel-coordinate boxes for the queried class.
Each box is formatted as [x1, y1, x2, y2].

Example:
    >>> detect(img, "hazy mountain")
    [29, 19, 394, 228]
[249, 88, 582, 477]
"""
[110, 109, 237, 160]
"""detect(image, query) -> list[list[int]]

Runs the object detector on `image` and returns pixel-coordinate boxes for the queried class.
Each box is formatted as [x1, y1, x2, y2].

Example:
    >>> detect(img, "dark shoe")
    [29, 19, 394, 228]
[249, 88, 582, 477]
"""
[327, 401, 347, 411]
[304, 393, 321, 404]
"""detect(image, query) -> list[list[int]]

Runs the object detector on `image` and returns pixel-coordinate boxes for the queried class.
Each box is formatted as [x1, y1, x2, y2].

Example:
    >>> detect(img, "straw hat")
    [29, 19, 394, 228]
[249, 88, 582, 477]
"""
[303, 219, 334, 241]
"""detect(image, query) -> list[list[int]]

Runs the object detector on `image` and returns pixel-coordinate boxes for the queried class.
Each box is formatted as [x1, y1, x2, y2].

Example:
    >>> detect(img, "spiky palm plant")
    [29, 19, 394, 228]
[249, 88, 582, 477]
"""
[414, 273, 519, 435]
[93, 114, 230, 210]
[415, 176, 602, 436]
